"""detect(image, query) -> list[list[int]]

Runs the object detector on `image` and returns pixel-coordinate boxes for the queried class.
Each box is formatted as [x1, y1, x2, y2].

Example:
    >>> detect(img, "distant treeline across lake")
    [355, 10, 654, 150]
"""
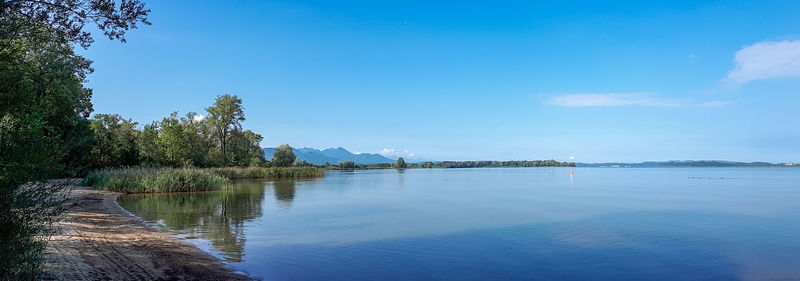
[327, 160, 576, 170]
[577, 160, 797, 168]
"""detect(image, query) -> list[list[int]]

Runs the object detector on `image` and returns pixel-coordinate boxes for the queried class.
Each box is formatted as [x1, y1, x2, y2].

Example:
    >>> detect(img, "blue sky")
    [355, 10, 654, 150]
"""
[80, 0, 800, 162]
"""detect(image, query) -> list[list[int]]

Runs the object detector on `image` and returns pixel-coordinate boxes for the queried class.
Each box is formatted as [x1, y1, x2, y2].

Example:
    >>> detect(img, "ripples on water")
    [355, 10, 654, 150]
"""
[117, 168, 800, 280]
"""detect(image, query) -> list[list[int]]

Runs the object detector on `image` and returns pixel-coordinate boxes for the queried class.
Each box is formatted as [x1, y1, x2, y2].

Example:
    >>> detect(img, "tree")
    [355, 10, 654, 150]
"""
[89, 114, 140, 167]
[1, 0, 151, 49]
[228, 129, 265, 167]
[339, 161, 355, 169]
[272, 144, 295, 167]
[395, 157, 407, 169]
[206, 94, 244, 166]
[1, 31, 96, 277]
[1, 1, 149, 277]
[156, 112, 191, 166]
[0, 0, 149, 280]
[137, 121, 164, 165]
[181, 112, 212, 166]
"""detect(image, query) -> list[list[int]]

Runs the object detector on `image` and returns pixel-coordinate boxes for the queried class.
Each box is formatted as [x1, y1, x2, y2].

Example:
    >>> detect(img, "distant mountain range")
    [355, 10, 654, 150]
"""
[263, 147, 396, 165]
[262, 148, 796, 168]
[576, 160, 795, 168]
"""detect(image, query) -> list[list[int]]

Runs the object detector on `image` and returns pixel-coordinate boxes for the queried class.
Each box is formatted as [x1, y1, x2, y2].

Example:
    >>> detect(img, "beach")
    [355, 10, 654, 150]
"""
[42, 185, 249, 280]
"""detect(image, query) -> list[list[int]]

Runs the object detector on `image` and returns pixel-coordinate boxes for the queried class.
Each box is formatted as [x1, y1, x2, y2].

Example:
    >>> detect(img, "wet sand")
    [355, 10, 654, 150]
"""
[43, 186, 250, 280]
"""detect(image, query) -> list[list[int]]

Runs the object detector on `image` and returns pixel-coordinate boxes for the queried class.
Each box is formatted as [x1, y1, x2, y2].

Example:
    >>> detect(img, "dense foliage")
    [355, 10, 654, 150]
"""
[395, 157, 407, 168]
[1, 0, 150, 49]
[1, 0, 150, 278]
[84, 167, 324, 193]
[338, 161, 356, 169]
[205, 94, 245, 166]
[90, 95, 266, 169]
[271, 144, 296, 167]
[90, 114, 140, 167]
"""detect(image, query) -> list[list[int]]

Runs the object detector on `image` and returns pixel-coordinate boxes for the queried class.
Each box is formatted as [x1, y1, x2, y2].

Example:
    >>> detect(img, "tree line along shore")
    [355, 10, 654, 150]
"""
[321, 159, 576, 170]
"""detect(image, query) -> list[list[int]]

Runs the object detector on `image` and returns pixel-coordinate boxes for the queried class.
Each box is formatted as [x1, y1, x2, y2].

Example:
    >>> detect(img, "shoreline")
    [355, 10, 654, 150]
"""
[43, 185, 250, 280]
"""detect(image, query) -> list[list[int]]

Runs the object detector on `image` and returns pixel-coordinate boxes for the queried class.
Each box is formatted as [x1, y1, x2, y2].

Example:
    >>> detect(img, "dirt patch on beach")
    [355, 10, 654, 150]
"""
[43, 186, 250, 280]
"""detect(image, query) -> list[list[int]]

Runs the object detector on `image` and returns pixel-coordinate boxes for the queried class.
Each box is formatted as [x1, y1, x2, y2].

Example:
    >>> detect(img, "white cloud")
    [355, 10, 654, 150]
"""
[547, 93, 732, 108]
[192, 115, 205, 122]
[380, 148, 416, 158]
[727, 40, 800, 84]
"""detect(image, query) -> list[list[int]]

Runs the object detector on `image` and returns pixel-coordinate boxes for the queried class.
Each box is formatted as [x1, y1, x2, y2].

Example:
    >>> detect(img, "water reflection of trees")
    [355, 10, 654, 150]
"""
[118, 180, 267, 262]
[271, 180, 296, 208]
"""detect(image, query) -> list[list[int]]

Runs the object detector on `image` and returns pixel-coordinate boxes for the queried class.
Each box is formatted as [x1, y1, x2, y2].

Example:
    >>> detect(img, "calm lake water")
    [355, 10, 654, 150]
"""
[117, 168, 800, 280]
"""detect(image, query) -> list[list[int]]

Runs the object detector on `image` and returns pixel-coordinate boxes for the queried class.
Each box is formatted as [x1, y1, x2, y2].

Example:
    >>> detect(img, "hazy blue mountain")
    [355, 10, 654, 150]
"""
[264, 147, 395, 165]
[320, 147, 355, 160]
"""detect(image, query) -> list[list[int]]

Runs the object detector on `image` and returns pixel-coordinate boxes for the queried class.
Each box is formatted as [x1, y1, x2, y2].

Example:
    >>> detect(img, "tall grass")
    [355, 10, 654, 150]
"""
[84, 167, 324, 193]
[84, 167, 230, 193]
[209, 167, 325, 180]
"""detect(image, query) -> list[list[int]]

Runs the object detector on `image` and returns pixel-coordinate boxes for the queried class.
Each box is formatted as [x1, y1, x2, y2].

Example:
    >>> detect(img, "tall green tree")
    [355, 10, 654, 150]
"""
[89, 114, 140, 167]
[137, 121, 164, 165]
[395, 157, 407, 169]
[0, 1, 149, 278]
[157, 112, 192, 166]
[181, 112, 213, 166]
[272, 144, 296, 167]
[228, 129, 265, 167]
[206, 94, 244, 166]
[0, 30, 97, 279]
[138, 112, 213, 167]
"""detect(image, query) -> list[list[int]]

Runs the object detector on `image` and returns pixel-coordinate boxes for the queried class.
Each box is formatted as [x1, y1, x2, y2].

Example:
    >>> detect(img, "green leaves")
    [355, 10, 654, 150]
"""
[1, 0, 151, 278]
[395, 157, 407, 169]
[89, 113, 139, 168]
[206, 94, 246, 165]
[272, 144, 296, 167]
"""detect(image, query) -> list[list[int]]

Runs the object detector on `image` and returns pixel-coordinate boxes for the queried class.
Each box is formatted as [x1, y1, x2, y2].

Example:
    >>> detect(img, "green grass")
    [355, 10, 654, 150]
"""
[83, 166, 325, 193]
[209, 167, 325, 180]
[83, 167, 230, 193]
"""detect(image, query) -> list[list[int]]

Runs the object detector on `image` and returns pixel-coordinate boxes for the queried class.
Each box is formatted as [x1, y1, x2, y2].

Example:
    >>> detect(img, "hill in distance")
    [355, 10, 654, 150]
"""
[264, 147, 396, 165]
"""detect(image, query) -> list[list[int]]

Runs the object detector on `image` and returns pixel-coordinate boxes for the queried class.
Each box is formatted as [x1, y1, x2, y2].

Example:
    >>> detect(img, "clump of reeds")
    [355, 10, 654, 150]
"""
[83, 167, 230, 193]
[209, 167, 325, 180]
[83, 167, 325, 193]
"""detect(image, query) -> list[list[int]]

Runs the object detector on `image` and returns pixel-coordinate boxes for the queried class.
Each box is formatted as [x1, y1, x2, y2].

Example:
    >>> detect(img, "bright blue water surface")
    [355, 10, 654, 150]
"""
[117, 168, 800, 280]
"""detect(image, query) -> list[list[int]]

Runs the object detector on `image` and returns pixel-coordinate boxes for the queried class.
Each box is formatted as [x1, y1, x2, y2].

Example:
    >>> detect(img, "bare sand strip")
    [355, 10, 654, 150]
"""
[43, 186, 251, 281]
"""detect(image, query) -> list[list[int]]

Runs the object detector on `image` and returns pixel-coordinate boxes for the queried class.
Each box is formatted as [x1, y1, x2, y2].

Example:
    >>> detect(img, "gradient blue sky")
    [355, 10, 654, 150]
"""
[80, 0, 800, 162]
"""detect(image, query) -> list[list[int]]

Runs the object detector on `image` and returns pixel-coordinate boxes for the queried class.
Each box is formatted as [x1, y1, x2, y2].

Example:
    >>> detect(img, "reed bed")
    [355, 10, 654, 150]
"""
[209, 167, 325, 180]
[84, 167, 230, 193]
[84, 167, 324, 193]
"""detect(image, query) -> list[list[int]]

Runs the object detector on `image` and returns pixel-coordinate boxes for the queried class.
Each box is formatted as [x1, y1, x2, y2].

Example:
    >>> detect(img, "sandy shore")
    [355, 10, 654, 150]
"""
[43, 186, 250, 280]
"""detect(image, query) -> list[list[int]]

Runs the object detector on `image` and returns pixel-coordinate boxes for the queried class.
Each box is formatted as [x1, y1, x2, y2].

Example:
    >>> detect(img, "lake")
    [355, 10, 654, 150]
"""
[117, 168, 800, 280]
